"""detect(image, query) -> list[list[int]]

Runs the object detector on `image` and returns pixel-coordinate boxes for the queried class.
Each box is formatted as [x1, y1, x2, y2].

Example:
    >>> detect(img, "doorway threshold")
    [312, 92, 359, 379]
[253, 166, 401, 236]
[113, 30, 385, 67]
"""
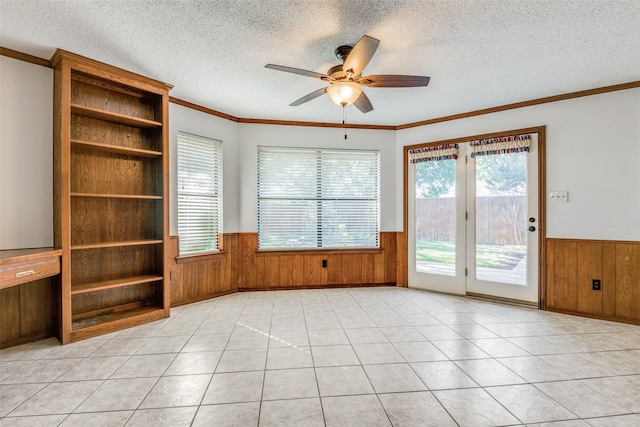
[465, 292, 539, 309]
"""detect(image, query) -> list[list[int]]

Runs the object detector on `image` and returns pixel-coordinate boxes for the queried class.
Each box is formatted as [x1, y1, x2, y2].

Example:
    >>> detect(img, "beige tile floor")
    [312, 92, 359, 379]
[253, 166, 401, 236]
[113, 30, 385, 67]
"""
[1, 287, 640, 426]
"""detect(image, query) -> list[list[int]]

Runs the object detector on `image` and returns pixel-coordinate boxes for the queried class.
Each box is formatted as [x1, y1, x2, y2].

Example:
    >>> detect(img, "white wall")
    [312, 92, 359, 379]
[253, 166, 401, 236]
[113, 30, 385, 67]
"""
[0, 56, 53, 249]
[396, 88, 640, 241]
[237, 123, 397, 232]
[169, 103, 240, 234]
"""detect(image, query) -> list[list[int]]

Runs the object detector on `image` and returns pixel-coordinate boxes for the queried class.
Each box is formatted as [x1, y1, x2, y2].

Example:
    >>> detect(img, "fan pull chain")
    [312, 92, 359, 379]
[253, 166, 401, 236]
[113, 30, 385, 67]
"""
[343, 106, 347, 140]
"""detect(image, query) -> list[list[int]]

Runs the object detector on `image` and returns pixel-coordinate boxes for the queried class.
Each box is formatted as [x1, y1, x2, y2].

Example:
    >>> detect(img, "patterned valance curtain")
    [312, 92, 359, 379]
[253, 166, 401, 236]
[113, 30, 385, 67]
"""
[470, 134, 531, 158]
[409, 143, 459, 164]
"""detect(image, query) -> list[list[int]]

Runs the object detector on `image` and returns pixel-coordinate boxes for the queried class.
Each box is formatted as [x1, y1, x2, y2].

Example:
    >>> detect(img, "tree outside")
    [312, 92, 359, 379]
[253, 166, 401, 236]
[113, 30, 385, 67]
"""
[415, 159, 455, 198]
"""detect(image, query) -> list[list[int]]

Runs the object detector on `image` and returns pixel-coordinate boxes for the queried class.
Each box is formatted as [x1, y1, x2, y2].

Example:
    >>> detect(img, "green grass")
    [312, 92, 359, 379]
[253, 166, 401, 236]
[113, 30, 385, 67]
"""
[416, 241, 456, 264]
[416, 240, 525, 270]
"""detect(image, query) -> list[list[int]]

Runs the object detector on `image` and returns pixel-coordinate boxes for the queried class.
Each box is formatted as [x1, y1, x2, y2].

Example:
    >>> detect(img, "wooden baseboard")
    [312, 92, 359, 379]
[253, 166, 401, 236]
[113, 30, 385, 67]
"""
[238, 283, 397, 292]
[546, 307, 640, 326]
[0, 330, 56, 349]
[170, 289, 237, 307]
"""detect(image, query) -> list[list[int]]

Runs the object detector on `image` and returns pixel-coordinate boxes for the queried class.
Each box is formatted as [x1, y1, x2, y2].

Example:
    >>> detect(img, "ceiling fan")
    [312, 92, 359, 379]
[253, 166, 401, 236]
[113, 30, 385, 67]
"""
[265, 35, 430, 113]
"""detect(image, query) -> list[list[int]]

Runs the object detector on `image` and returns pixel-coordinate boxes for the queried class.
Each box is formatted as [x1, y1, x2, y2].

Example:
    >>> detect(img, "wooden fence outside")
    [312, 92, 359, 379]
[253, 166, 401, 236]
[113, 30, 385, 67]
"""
[416, 196, 527, 245]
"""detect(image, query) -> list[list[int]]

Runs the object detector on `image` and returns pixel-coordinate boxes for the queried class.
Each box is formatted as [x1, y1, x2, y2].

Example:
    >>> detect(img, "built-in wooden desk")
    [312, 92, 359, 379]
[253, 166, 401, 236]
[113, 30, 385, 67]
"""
[0, 248, 62, 289]
[0, 247, 62, 348]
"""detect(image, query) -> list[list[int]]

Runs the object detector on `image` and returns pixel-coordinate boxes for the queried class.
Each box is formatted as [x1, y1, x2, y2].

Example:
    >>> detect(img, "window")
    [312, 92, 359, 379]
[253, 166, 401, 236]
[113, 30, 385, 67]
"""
[177, 132, 222, 255]
[258, 147, 380, 249]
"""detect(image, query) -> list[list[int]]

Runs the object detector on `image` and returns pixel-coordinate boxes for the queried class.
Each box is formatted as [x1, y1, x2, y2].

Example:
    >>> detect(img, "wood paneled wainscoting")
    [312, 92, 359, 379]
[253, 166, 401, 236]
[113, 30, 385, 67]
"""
[168, 236, 236, 306]
[237, 232, 400, 290]
[0, 278, 55, 348]
[546, 238, 640, 324]
[168, 232, 406, 306]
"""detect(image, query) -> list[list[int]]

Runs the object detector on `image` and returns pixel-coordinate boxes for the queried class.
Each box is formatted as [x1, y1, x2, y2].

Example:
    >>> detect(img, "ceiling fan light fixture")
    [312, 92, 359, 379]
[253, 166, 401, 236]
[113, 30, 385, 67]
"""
[326, 82, 362, 107]
[266, 35, 429, 113]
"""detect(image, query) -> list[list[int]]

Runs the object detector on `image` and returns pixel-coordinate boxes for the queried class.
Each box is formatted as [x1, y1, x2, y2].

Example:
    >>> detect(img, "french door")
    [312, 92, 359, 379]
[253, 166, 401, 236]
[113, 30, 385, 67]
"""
[408, 133, 539, 303]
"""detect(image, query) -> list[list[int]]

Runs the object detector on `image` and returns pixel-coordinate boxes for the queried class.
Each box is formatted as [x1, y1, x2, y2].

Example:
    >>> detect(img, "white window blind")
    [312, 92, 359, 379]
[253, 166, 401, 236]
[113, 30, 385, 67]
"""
[257, 147, 380, 249]
[177, 132, 222, 255]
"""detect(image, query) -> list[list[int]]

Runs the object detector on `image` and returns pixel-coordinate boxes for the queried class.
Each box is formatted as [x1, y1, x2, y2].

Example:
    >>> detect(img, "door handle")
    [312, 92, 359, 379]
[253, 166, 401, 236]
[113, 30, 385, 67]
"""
[528, 226, 536, 232]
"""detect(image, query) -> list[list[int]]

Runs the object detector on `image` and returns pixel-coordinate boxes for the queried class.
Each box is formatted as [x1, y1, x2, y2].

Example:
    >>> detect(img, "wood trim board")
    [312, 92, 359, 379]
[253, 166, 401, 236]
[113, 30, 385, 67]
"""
[0, 46, 51, 67]
[396, 82, 640, 129]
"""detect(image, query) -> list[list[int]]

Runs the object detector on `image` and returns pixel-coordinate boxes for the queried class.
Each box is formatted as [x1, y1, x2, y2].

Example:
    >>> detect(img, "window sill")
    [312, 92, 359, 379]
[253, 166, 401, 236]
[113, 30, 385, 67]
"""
[176, 250, 227, 264]
[256, 247, 383, 256]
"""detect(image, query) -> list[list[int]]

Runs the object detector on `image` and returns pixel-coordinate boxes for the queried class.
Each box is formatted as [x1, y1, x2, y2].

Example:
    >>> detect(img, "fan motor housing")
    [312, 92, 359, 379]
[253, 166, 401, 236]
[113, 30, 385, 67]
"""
[327, 65, 346, 79]
[328, 45, 354, 79]
[334, 45, 353, 61]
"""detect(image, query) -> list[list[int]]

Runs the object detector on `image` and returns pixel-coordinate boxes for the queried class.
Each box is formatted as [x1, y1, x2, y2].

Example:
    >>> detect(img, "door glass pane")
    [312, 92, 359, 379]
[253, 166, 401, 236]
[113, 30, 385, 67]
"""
[414, 159, 456, 276]
[475, 152, 527, 285]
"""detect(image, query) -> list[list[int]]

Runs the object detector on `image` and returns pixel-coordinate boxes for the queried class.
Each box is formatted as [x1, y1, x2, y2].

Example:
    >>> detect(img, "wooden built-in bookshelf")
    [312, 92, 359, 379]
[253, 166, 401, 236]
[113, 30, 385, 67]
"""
[52, 49, 172, 344]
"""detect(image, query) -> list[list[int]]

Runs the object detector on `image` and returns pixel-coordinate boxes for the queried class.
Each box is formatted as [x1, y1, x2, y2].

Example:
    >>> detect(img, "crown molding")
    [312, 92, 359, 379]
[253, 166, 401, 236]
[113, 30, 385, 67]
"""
[396, 81, 640, 130]
[1, 46, 51, 68]
[236, 116, 396, 130]
[169, 97, 239, 122]
[3, 46, 639, 131]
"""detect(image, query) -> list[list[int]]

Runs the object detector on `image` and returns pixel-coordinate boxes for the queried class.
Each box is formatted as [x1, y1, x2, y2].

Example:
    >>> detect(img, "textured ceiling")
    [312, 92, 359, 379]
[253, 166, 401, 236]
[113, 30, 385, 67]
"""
[1, 0, 639, 126]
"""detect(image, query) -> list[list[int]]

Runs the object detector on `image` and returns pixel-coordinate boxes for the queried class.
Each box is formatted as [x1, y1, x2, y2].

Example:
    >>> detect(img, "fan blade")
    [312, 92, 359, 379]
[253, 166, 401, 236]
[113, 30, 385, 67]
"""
[362, 75, 430, 87]
[290, 88, 327, 106]
[353, 91, 373, 113]
[265, 64, 330, 80]
[342, 35, 380, 76]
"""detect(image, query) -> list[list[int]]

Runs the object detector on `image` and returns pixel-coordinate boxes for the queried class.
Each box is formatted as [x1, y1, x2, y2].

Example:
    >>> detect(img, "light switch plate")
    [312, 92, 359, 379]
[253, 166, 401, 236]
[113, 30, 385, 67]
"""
[550, 191, 568, 203]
